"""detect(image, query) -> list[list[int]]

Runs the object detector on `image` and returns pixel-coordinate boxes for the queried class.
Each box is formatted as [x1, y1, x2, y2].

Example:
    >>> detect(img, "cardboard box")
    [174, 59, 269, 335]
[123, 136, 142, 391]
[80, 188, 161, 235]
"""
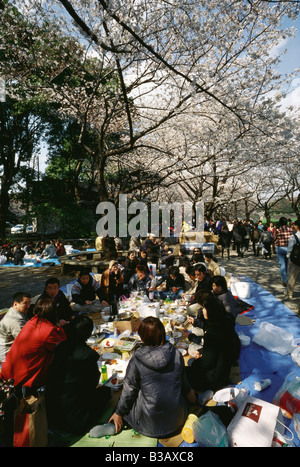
[113, 317, 141, 334]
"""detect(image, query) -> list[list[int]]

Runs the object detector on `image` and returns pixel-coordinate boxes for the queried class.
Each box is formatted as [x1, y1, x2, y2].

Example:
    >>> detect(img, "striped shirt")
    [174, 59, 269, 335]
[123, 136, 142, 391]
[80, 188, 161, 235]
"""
[273, 226, 294, 247]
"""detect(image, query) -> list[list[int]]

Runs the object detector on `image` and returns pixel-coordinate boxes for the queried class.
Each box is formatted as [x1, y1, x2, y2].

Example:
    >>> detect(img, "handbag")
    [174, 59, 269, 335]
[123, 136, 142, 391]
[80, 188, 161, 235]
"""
[14, 395, 48, 447]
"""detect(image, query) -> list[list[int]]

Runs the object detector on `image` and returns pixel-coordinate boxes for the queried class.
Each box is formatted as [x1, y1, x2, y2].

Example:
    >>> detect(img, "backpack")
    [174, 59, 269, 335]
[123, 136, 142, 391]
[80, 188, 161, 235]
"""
[252, 229, 260, 241]
[290, 234, 300, 266]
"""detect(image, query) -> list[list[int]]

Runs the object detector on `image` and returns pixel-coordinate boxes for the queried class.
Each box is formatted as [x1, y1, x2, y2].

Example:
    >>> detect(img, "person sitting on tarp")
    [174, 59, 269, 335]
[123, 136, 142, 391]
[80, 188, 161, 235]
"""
[0, 292, 31, 363]
[128, 264, 152, 294]
[45, 315, 111, 437]
[71, 270, 109, 314]
[155, 266, 185, 300]
[41, 240, 57, 259]
[0, 299, 66, 399]
[1, 243, 13, 262]
[191, 247, 205, 265]
[24, 241, 35, 256]
[185, 264, 212, 316]
[108, 316, 193, 438]
[35, 277, 75, 324]
[123, 251, 139, 284]
[211, 275, 254, 320]
[184, 290, 241, 394]
[204, 253, 221, 278]
[13, 244, 25, 265]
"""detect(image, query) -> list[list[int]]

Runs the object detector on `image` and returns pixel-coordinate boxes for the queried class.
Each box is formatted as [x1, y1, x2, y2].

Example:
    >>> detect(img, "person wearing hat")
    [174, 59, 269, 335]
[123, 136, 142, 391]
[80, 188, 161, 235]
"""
[285, 219, 300, 299]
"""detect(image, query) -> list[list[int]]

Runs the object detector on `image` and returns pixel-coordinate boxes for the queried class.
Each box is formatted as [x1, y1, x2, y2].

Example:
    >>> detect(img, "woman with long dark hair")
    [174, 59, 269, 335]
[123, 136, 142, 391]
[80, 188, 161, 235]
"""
[185, 291, 241, 394]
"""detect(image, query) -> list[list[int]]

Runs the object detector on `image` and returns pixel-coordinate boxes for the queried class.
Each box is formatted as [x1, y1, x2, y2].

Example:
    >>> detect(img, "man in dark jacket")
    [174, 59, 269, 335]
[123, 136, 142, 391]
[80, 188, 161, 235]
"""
[36, 277, 74, 324]
[156, 266, 186, 300]
[13, 244, 25, 265]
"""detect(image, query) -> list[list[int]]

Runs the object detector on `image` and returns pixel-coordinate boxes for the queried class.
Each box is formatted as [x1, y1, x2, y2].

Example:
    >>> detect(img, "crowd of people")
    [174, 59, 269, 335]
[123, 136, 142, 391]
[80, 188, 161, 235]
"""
[0, 215, 299, 445]
[0, 239, 65, 266]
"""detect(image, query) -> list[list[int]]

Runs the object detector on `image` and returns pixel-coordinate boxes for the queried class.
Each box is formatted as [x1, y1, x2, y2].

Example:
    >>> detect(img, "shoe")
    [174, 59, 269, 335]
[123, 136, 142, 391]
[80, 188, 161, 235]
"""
[283, 294, 293, 300]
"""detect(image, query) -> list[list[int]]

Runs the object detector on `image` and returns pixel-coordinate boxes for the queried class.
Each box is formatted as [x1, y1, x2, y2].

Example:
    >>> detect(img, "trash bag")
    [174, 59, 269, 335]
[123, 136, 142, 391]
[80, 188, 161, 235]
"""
[192, 411, 229, 447]
[252, 322, 296, 356]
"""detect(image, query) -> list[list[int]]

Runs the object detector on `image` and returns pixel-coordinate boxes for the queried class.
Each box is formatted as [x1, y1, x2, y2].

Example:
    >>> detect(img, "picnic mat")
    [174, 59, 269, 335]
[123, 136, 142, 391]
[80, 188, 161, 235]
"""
[0, 258, 61, 268]
[233, 278, 300, 446]
[71, 428, 157, 448]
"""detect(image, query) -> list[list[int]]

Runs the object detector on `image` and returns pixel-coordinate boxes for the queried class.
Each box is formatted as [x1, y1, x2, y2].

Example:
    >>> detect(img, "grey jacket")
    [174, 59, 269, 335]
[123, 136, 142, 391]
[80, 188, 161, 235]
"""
[116, 341, 189, 438]
[0, 307, 28, 362]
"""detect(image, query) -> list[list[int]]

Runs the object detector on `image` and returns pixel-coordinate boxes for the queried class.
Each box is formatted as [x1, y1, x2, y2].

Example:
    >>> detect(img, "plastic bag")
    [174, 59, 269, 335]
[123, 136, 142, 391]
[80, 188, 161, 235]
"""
[273, 372, 300, 418]
[252, 322, 295, 356]
[192, 411, 229, 447]
[0, 255, 7, 265]
[291, 338, 300, 367]
[291, 347, 300, 367]
[293, 413, 300, 438]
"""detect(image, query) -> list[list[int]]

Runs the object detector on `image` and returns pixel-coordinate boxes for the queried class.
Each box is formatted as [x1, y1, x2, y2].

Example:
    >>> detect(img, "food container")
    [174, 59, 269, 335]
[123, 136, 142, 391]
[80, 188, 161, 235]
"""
[113, 337, 138, 352]
[116, 311, 134, 321]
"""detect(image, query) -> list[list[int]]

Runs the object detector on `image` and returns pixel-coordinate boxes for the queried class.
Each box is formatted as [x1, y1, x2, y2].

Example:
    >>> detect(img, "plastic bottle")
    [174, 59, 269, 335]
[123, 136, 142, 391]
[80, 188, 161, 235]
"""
[254, 379, 271, 391]
[181, 414, 198, 444]
[89, 421, 116, 438]
[228, 388, 249, 412]
[101, 363, 108, 383]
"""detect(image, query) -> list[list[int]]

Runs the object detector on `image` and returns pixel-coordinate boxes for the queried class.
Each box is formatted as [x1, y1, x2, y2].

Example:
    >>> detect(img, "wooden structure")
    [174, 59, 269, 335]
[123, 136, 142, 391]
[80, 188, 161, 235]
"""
[59, 250, 129, 275]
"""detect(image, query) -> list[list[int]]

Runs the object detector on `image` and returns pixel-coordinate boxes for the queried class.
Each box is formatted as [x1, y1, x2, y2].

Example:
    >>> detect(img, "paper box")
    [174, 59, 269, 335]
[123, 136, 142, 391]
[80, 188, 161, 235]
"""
[227, 396, 284, 447]
[113, 318, 141, 334]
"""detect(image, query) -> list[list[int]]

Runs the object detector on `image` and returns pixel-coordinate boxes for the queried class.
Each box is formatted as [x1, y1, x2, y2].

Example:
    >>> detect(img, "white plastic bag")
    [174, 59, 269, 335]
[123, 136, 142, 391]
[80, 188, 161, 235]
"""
[231, 281, 251, 299]
[291, 338, 300, 367]
[252, 322, 295, 355]
[193, 411, 229, 447]
[0, 255, 7, 265]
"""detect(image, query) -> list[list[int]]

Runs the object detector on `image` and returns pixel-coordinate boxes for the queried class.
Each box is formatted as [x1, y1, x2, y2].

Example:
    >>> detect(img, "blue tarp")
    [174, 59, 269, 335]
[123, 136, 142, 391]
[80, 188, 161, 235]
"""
[0, 258, 61, 267]
[175, 277, 300, 447]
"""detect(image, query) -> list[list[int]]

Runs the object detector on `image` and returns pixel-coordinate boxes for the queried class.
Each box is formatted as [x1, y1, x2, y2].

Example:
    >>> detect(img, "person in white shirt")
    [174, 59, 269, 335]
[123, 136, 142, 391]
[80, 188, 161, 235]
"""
[0, 292, 31, 362]
[285, 220, 300, 300]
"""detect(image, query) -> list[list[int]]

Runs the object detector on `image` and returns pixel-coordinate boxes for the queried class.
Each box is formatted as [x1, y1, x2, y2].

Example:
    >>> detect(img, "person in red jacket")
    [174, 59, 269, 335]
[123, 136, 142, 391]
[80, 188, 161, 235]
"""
[0, 298, 66, 398]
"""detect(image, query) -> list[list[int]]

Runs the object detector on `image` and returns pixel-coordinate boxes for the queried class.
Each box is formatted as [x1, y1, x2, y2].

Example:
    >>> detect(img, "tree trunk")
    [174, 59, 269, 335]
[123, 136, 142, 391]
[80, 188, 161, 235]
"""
[0, 175, 11, 239]
[97, 150, 109, 203]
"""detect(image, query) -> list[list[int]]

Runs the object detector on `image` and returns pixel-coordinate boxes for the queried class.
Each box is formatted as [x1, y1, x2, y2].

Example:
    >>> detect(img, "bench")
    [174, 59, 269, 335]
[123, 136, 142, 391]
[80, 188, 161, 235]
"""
[59, 258, 111, 275]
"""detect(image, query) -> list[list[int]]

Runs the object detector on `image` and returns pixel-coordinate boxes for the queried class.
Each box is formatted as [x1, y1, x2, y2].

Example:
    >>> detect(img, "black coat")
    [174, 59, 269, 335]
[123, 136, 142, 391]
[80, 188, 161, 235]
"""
[45, 339, 110, 435]
[186, 315, 240, 392]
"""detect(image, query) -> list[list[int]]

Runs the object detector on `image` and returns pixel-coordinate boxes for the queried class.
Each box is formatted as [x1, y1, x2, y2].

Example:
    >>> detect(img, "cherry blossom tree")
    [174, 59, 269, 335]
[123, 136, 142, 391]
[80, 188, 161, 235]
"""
[2, 0, 300, 224]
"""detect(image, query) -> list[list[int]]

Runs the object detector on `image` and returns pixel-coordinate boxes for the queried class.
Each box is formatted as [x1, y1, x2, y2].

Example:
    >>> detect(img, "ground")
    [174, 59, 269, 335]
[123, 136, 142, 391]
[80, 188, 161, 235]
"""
[0, 265, 77, 308]
[0, 247, 299, 315]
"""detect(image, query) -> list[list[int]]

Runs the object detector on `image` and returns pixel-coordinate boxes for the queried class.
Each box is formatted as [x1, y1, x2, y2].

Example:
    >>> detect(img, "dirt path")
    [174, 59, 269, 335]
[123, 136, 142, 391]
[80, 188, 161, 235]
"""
[217, 250, 300, 315]
[0, 265, 77, 308]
